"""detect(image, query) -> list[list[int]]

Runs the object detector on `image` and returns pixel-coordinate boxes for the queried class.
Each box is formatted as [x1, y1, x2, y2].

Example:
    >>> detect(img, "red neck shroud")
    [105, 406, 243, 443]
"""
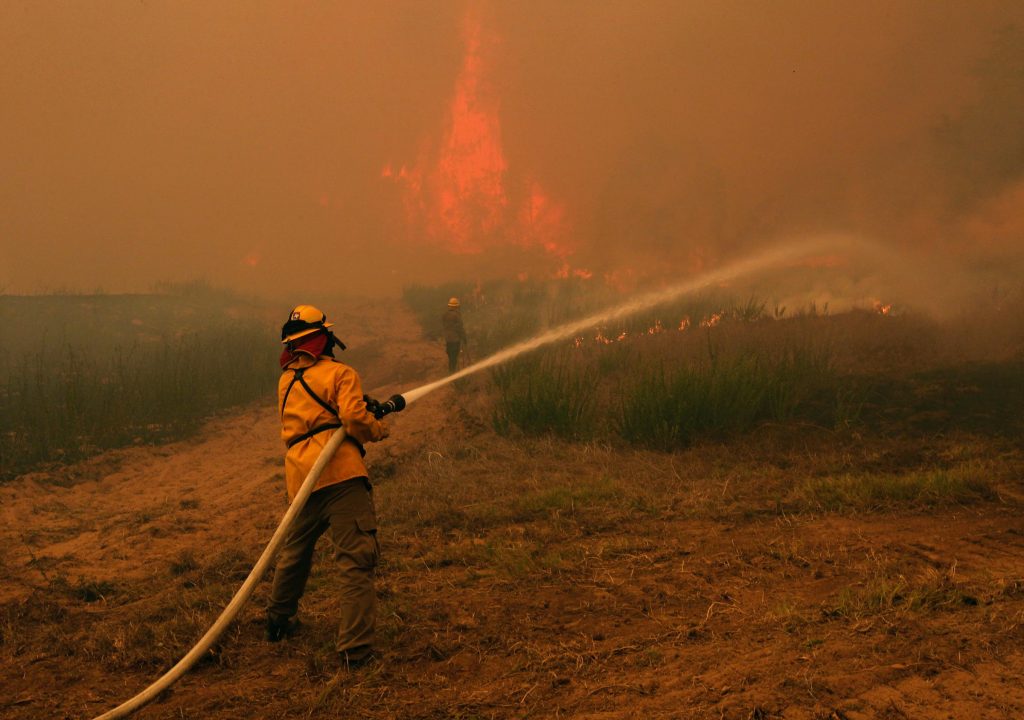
[280, 331, 329, 369]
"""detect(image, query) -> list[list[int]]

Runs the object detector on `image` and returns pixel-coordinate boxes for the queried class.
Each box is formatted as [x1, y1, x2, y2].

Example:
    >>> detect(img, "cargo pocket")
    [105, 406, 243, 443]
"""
[354, 514, 380, 570]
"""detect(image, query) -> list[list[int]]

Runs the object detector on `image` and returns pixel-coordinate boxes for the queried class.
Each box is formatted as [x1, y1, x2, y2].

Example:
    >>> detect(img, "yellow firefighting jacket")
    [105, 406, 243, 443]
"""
[278, 353, 387, 500]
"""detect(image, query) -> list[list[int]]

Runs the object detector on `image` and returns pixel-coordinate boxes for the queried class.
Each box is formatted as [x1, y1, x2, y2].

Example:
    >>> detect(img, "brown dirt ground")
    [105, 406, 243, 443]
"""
[2, 301, 1023, 719]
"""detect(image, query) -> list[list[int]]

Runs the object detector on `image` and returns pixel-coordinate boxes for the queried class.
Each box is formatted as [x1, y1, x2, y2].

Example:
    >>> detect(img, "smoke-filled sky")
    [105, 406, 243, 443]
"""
[2, 1, 1022, 302]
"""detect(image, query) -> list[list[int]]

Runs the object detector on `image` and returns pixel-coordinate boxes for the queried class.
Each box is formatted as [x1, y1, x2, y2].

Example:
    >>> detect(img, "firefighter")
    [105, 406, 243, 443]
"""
[267, 304, 389, 668]
[442, 297, 468, 373]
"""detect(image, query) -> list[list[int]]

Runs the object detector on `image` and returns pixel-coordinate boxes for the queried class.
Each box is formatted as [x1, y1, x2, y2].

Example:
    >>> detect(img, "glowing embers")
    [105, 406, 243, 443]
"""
[382, 8, 571, 259]
[573, 315, 696, 349]
[700, 312, 724, 329]
[553, 264, 594, 280]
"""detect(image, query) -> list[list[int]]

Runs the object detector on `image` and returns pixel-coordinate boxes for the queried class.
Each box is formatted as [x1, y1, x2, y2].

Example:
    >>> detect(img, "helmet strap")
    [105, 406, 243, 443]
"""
[325, 330, 346, 354]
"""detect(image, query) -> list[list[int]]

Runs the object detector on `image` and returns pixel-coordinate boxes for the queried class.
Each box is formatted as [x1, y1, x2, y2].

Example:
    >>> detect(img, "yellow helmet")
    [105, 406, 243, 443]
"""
[281, 304, 334, 344]
[448, 297, 460, 308]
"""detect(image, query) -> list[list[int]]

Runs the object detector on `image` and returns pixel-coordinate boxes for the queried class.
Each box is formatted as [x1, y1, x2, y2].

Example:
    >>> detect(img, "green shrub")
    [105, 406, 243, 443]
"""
[618, 354, 771, 448]
[491, 351, 597, 439]
[618, 343, 850, 448]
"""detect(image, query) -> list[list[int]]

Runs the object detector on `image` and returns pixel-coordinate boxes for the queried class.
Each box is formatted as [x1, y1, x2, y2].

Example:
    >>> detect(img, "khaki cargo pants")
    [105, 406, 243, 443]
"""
[267, 477, 379, 659]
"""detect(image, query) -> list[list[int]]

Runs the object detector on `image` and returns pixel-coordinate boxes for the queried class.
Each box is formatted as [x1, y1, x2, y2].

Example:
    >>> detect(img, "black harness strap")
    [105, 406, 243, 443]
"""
[280, 373, 299, 418]
[281, 366, 365, 457]
[295, 369, 340, 418]
[285, 421, 343, 449]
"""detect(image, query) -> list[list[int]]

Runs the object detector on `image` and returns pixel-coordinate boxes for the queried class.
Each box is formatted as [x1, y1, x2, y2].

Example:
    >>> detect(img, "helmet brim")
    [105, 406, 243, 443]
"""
[281, 321, 334, 344]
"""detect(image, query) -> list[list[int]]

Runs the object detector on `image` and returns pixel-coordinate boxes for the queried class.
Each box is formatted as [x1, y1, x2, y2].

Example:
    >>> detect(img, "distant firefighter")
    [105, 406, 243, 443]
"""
[268, 304, 389, 669]
[442, 297, 468, 373]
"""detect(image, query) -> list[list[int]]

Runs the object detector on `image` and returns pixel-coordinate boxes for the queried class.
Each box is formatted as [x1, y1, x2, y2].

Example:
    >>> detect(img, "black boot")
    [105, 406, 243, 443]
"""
[338, 646, 376, 669]
[266, 616, 300, 642]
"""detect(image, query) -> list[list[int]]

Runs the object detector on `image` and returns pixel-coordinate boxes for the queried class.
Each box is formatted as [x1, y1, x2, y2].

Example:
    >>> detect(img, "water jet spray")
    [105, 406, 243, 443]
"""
[402, 236, 856, 404]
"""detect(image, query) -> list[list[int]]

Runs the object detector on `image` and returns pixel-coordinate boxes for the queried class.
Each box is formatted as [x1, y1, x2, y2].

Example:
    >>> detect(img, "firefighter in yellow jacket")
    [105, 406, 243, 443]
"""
[442, 297, 468, 373]
[267, 304, 389, 668]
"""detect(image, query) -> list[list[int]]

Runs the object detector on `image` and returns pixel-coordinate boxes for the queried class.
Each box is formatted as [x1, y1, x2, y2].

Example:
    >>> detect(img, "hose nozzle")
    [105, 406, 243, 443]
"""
[364, 393, 406, 420]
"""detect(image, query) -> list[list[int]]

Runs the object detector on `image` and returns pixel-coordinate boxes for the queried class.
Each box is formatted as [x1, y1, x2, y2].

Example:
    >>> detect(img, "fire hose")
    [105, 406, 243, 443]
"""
[92, 396, 406, 720]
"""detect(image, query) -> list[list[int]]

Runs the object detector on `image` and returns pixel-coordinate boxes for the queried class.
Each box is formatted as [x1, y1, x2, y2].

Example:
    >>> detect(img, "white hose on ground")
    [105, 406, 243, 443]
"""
[91, 427, 348, 720]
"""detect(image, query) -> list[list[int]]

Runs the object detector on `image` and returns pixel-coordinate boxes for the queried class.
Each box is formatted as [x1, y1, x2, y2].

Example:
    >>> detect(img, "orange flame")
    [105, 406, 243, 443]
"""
[700, 313, 723, 328]
[383, 7, 571, 260]
[434, 9, 507, 253]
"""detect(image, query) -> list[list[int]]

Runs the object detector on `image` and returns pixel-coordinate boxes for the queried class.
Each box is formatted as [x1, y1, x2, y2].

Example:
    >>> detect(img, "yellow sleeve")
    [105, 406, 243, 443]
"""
[335, 365, 387, 444]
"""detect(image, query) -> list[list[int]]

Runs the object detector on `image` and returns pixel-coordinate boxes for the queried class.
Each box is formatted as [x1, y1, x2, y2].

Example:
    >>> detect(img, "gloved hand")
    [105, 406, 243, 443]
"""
[378, 420, 390, 439]
[363, 394, 382, 418]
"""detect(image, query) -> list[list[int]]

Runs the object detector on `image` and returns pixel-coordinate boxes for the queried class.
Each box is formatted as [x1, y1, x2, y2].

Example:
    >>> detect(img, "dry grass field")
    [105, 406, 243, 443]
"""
[1, 294, 1023, 719]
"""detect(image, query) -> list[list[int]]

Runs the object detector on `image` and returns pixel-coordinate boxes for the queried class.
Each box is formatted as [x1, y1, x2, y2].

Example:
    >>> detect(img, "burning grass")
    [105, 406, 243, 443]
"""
[402, 275, 772, 357]
[403, 277, 1024, 447]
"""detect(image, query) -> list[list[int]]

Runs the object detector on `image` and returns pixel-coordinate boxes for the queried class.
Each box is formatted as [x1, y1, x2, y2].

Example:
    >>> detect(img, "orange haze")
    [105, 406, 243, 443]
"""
[1, 1, 1022, 304]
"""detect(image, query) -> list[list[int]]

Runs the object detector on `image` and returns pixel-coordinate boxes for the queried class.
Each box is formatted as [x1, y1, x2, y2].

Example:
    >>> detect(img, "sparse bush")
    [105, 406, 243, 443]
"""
[793, 463, 997, 512]
[829, 564, 978, 620]
[170, 550, 200, 576]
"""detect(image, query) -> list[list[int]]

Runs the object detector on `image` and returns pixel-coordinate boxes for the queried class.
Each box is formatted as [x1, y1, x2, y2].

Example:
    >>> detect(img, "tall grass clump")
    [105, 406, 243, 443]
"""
[464, 276, 866, 445]
[618, 342, 845, 449]
[0, 323, 275, 481]
[492, 351, 597, 439]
